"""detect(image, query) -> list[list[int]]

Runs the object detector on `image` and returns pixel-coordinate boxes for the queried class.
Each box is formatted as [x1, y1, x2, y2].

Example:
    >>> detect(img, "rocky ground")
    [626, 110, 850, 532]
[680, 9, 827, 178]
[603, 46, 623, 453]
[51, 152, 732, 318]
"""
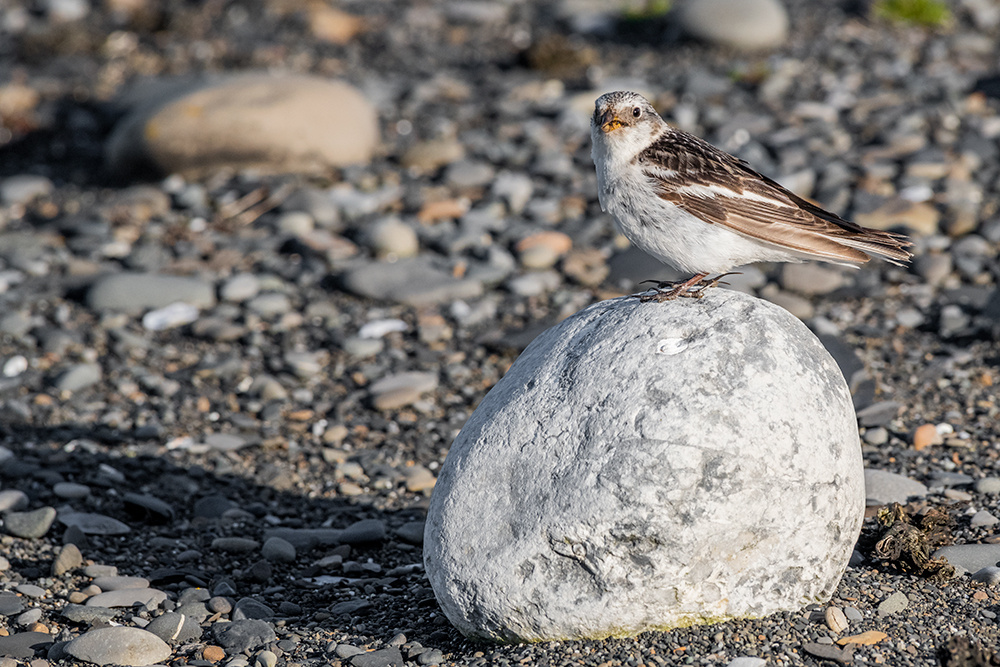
[1, 0, 1000, 665]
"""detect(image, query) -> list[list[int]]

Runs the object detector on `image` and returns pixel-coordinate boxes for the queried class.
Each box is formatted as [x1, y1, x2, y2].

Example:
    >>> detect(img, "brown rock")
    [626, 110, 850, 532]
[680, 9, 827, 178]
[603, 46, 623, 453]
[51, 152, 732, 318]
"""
[202, 645, 226, 662]
[308, 4, 364, 43]
[913, 423, 942, 450]
[837, 630, 888, 645]
[106, 74, 378, 178]
[854, 198, 940, 236]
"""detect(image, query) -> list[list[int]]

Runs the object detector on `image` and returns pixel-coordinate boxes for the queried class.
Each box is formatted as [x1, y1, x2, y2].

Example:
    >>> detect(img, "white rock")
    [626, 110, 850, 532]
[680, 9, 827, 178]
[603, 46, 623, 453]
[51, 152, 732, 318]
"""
[424, 290, 864, 641]
[65, 626, 171, 666]
[675, 0, 789, 51]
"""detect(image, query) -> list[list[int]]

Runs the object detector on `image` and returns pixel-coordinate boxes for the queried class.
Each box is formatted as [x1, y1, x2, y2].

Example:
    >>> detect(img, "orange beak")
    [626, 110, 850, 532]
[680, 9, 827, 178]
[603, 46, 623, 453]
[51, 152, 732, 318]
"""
[598, 109, 624, 133]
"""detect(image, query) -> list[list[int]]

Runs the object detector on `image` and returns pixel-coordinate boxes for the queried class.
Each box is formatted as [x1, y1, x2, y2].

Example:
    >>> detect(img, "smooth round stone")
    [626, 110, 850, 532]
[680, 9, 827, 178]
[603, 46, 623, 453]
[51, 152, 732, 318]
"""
[246, 293, 292, 317]
[877, 591, 908, 616]
[145, 611, 203, 644]
[52, 544, 83, 576]
[339, 519, 387, 545]
[365, 219, 419, 259]
[87, 273, 216, 313]
[261, 537, 296, 563]
[975, 477, 1000, 494]
[727, 659, 767, 667]
[780, 263, 846, 296]
[425, 291, 864, 641]
[65, 627, 170, 666]
[0, 175, 54, 205]
[14, 584, 45, 598]
[277, 211, 315, 236]
[401, 138, 465, 171]
[122, 493, 175, 524]
[221, 274, 261, 302]
[0, 592, 25, 616]
[233, 598, 275, 621]
[52, 482, 91, 500]
[193, 496, 236, 519]
[0, 632, 52, 659]
[341, 336, 384, 358]
[0, 489, 29, 512]
[864, 469, 928, 505]
[86, 588, 167, 609]
[106, 74, 378, 178]
[676, 0, 789, 50]
[212, 537, 260, 553]
[52, 363, 102, 393]
[92, 576, 150, 591]
[16, 608, 42, 626]
[335, 644, 365, 658]
[340, 257, 484, 307]
[972, 566, 1000, 585]
[4, 507, 57, 539]
[444, 160, 495, 188]
[970, 510, 999, 527]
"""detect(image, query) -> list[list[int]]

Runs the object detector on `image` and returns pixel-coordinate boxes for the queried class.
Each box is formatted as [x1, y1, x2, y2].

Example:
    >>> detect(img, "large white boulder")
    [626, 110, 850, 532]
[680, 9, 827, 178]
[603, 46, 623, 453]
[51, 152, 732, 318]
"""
[424, 289, 864, 642]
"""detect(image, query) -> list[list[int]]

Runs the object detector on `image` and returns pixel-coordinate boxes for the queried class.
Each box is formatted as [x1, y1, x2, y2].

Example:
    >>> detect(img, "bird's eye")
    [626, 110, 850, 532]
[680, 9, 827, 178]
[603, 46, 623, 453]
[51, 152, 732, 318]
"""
[632, 106, 642, 118]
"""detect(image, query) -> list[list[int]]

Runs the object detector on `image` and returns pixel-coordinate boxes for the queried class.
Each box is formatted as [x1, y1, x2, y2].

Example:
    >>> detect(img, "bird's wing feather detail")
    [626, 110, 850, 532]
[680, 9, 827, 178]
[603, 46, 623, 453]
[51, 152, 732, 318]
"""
[638, 130, 912, 266]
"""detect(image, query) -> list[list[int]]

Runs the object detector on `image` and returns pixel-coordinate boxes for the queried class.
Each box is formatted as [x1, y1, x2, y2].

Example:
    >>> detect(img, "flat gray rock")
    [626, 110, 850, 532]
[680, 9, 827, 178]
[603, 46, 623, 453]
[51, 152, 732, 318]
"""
[86, 588, 167, 608]
[145, 611, 203, 644]
[213, 618, 276, 652]
[65, 626, 170, 666]
[0, 631, 52, 659]
[425, 291, 865, 641]
[86, 273, 216, 313]
[934, 544, 1000, 573]
[59, 512, 131, 535]
[864, 469, 928, 505]
[3, 506, 56, 539]
[340, 257, 484, 306]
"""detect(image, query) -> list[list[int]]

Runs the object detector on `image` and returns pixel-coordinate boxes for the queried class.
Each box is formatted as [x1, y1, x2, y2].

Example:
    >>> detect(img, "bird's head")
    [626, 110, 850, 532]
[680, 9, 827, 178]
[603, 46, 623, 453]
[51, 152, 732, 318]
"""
[592, 91, 661, 137]
[591, 91, 663, 162]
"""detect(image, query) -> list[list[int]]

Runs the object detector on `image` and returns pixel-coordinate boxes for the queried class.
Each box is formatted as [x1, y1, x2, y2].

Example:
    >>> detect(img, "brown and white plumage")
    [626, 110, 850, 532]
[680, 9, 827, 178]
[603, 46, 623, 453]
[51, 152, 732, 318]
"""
[590, 91, 911, 297]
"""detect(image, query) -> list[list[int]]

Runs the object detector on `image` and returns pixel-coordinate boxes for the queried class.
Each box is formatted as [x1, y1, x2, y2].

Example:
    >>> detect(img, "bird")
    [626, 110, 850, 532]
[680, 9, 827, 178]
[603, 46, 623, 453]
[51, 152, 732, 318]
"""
[590, 90, 912, 302]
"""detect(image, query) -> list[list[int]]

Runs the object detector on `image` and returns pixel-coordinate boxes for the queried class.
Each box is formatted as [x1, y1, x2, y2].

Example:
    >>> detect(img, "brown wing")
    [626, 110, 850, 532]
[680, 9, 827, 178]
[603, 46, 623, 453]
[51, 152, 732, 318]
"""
[638, 129, 912, 266]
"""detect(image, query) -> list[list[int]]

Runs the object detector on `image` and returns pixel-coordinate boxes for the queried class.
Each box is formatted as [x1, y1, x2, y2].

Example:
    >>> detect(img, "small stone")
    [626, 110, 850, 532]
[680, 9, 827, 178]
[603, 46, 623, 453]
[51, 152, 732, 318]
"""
[52, 364, 102, 393]
[0, 175, 53, 205]
[85, 588, 166, 609]
[837, 630, 887, 645]
[975, 478, 1000, 495]
[912, 423, 943, 450]
[213, 619, 276, 653]
[87, 273, 216, 313]
[365, 219, 419, 259]
[350, 646, 404, 667]
[726, 659, 767, 667]
[369, 371, 438, 410]
[403, 465, 436, 493]
[233, 598, 274, 621]
[59, 512, 130, 536]
[0, 592, 25, 616]
[844, 607, 863, 622]
[864, 469, 928, 505]
[824, 606, 848, 633]
[0, 490, 29, 512]
[0, 632, 52, 659]
[340, 519, 386, 545]
[395, 521, 425, 545]
[91, 576, 149, 591]
[203, 645, 226, 662]
[145, 612, 203, 644]
[802, 642, 854, 664]
[971, 566, 1000, 585]
[855, 400, 902, 427]
[780, 263, 846, 296]
[335, 645, 365, 658]
[64, 627, 170, 666]
[676, 0, 789, 50]
[417, 649, 445, 665]
[877, 591, 908, 616]
[122, 493, 175, 524]
[52, 482, 90, 500]
[221, 274, 261, 302]
[4, 507, 57, 539]
[971, 511, 999, 528]
[208, 597, 232, 614]
[855, 198, 939, 235]
[401, 139, 465, 172]
[444, 160, 495, 189]
[340, 257, 483, 306]
[51, 544, 83, 576]
[212, 537, 260, 553]
[261, 537, 296, 563]
[61, 604, 116, 624]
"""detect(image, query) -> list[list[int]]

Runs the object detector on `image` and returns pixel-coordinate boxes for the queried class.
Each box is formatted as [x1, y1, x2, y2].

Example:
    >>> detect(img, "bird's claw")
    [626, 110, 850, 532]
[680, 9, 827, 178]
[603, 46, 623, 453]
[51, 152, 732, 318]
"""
[635, 272, 741, 302]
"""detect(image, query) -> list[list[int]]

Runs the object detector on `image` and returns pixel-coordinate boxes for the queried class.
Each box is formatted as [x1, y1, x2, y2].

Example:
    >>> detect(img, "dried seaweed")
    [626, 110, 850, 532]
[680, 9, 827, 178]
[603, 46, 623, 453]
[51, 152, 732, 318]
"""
[872, 503, 955, 578]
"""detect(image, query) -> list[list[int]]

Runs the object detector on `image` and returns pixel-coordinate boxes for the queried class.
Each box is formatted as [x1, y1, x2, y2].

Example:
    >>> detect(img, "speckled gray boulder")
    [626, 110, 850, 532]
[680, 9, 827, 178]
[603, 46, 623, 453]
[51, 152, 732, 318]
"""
[424, 290, 864, 642]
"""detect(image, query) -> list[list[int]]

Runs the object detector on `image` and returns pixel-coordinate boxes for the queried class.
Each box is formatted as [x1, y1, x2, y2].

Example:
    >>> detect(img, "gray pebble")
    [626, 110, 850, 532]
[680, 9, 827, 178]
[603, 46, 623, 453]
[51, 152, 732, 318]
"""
[975, 477, 1000, 494]
[246, 292, 292, 317]
[85, 588, 166, 609]
[0, 632, 52, 659]
[65, 627, 170, 666]
[221, 273, 261, 302]
[4, 507, 57, 539]
[726, 659, 767, 667]
[444, 160, 495, 188]
[350, 646, 404, 667]
[877, 591, 908, 616]
[336, 644, 365, 658]
[844, 606, 863, 621]
[87, 273, 216, 313]
[16, 607, 42, 627]
[92, 575, 149, 591]
[261, 536, 296, 563]
[52, 363, 102, 393]
[61, 604, 116, 624]
[0, 174, 54, 205]
[856, 401, 902, 427]
[864, 469, 928, 505]
[212, 537, 260, 553]
[145, 611, 203, 644]
[59, 512, 130, 535]
[255, 649, 278, 667]
[82, 564, 117, 577]
[213, 619, 276, 652]
[52, 482, 91, 500]
[0, 489, 29, 512]
[233, 597, 274, 621]
[14, 584, 45, 598]
[339, 518, 387, 545]
[417, 648, 445, 665]
[972, 566, 1000, 585]
[0, 592, 24, 616]
[971, 510, 999, 527]
[340, 257, 483, 306]
[862, 427, 889, 446]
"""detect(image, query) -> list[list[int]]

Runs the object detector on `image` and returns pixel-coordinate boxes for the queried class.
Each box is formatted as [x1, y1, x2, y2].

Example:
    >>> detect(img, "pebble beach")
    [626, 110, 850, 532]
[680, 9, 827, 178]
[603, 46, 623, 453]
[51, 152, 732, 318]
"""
[1, 0, 1000, 665]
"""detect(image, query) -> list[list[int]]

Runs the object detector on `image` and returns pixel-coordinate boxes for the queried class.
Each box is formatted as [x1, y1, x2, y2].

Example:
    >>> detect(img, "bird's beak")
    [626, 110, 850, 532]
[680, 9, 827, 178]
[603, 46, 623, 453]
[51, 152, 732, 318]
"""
[598, 110, 623, 134]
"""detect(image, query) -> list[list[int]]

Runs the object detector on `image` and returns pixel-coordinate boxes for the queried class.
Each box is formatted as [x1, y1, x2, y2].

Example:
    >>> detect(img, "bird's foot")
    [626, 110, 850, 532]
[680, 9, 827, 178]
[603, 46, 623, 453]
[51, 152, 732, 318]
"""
[636, 272, 739, 302]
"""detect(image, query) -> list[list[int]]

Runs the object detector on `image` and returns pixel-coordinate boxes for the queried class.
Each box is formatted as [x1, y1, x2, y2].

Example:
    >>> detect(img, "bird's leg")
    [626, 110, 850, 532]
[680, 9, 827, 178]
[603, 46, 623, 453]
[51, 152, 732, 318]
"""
[688, 272, 741, 293]
[638, 273, 709, 302]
